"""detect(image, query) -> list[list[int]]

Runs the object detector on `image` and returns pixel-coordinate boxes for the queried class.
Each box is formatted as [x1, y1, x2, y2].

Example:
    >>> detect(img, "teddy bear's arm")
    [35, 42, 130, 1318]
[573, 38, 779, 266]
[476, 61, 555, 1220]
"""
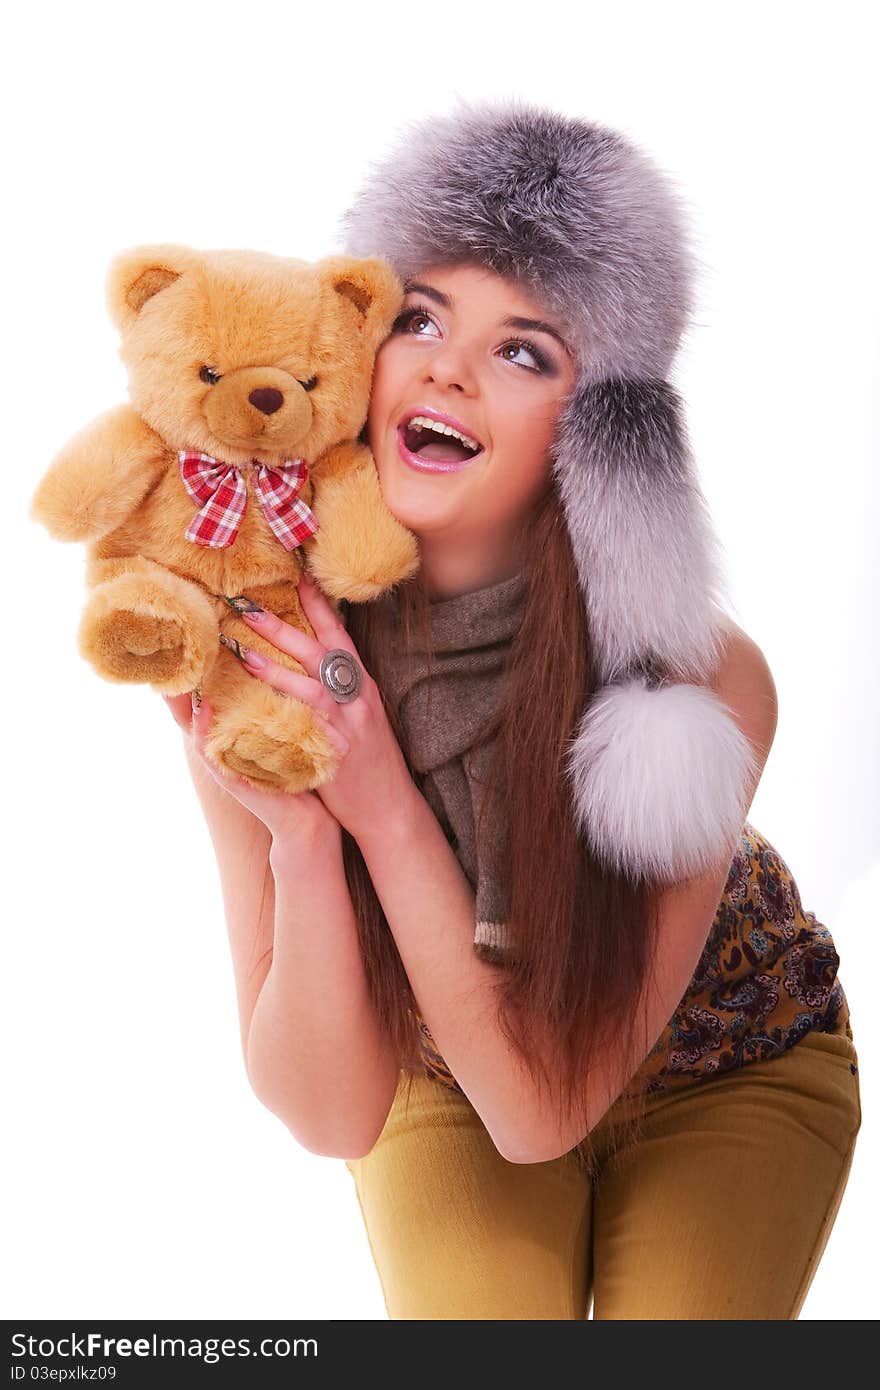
[30, 404, 168, 543]
[302, 441, 420, 603]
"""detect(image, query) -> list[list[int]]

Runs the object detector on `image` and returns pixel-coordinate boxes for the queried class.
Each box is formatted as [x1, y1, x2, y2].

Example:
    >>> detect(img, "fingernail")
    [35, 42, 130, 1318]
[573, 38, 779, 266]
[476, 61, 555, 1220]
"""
[219, 632, 246, 660]
[222, 595, 266, 618]
[220, 632, 266, 668]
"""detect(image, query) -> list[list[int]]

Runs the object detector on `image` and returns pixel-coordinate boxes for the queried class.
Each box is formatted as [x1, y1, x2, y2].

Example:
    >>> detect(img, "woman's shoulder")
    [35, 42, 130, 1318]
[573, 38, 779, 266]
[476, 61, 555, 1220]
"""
[711, 615, 777, 710]
[704, 615, 779, 800]
[710, 615, 777, 704]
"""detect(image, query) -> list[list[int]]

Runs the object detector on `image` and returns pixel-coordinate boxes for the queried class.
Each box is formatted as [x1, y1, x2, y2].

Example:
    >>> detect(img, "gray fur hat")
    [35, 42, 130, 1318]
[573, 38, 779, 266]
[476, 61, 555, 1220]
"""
[340, 97, 758, 885]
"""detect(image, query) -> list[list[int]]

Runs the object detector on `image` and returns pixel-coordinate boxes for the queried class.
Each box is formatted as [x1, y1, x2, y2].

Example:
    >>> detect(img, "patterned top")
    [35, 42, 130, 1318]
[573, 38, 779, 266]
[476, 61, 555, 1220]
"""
[416, 818, 852, 1097]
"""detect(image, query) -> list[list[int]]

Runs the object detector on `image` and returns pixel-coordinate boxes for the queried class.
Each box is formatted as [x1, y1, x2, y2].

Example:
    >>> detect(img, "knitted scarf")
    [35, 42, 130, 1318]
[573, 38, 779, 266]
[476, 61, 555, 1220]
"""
[371, 566, 529, 964]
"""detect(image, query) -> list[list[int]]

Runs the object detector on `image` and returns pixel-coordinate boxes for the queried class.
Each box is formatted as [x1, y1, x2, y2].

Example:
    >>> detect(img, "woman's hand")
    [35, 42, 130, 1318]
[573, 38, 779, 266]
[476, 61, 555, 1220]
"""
[162, 688, 339, 848]
[215, 571, 415, 843]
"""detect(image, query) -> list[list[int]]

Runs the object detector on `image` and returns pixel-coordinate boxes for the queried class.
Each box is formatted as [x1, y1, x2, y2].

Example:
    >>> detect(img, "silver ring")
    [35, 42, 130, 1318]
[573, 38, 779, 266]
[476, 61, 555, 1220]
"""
[318, 648, 362, 703]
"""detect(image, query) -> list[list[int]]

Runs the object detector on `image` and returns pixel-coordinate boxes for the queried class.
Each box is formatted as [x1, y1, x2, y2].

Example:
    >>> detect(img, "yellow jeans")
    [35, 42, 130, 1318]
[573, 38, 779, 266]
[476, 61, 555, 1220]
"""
[345, 1027, 861, 1319]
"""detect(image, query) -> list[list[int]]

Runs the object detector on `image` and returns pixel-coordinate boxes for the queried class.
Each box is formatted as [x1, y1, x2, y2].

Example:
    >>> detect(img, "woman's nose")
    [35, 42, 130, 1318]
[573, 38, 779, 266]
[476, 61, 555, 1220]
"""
[421, 347, 477, 393]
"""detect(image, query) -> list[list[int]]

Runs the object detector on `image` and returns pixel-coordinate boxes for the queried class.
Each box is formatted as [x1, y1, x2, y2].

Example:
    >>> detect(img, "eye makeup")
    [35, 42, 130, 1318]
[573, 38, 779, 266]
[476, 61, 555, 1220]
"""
[391, 302, 557, 375]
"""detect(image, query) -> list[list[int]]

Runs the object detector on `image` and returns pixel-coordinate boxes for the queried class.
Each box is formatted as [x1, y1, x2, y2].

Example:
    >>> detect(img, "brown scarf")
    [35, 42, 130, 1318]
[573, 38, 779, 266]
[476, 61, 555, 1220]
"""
[372, 566, 529, 963]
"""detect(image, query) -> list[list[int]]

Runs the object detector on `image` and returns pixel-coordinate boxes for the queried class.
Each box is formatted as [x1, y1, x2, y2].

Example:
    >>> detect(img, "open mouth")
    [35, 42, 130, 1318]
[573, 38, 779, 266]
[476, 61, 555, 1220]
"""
[398, 414, 485, 466]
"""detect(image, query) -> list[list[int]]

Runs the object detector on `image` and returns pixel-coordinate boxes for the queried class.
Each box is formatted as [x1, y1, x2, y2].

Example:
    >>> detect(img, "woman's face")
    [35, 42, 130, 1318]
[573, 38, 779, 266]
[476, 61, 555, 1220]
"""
[365, 262, 578, 594]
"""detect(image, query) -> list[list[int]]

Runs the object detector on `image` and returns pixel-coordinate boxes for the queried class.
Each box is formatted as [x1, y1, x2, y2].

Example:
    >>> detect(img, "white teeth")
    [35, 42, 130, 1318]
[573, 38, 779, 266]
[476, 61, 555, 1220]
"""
[405, 414, 481, 452]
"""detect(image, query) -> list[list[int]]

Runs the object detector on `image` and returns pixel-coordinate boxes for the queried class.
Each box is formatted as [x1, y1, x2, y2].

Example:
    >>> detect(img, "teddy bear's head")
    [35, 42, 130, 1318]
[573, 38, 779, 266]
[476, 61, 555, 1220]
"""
[106, 243, 403, 469]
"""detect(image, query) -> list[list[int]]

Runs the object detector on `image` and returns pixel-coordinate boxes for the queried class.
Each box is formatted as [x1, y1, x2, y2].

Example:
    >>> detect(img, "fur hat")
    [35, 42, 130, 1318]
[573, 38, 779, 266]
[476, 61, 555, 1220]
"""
[339, 97, 758, 885]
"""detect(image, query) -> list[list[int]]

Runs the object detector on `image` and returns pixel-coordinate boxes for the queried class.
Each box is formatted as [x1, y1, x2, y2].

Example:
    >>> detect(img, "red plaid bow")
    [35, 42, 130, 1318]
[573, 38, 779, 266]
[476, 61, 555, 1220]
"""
[178, 451, 320, 551]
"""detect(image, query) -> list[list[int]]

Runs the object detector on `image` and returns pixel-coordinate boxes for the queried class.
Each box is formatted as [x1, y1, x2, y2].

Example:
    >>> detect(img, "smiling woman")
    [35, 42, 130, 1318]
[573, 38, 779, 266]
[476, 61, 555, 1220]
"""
[327, 97, 861, 1320]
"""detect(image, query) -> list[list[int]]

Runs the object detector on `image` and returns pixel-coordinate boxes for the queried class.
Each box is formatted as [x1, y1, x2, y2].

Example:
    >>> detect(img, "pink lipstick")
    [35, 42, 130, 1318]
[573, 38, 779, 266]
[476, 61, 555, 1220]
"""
[396, 406, 486, 474]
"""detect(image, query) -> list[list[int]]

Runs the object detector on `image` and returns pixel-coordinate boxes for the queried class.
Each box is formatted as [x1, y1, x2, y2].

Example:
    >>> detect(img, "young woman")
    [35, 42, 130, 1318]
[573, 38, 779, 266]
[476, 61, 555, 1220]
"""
[164, 101, 860, 1319]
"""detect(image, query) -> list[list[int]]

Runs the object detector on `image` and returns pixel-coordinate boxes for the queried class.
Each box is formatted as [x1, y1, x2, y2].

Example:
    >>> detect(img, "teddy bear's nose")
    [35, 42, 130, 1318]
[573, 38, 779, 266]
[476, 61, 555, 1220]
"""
[248, 387, 284, 415]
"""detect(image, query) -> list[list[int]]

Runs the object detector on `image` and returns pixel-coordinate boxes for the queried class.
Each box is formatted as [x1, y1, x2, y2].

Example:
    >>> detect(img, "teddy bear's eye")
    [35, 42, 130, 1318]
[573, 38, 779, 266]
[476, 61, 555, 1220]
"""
[199, 365, 222, 385]
[299, 375, 318, 392]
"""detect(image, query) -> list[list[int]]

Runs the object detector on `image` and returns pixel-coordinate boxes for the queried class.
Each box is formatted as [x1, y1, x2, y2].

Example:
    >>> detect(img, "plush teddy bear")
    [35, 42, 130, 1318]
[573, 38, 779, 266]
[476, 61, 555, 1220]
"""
[29, 243, 420, 793]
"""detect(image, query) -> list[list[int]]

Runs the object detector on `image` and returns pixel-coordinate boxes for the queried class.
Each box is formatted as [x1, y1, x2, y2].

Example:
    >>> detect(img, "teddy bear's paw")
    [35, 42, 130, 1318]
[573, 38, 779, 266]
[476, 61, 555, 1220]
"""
[305, 531, 421, 603]
[78, 576, 217, 693]
[81, 606, 187, 683]
[206, 696, 340, 795]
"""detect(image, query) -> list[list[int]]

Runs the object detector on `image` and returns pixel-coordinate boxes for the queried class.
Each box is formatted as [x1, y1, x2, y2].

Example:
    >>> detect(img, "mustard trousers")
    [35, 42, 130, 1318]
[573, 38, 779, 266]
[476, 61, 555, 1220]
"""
[344, 1027, 861, 1319]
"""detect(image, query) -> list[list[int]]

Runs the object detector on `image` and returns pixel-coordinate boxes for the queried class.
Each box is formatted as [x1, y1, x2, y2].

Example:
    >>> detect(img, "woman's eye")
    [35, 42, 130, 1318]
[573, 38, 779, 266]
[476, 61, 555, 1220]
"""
[499, 341, 546, 372]
[392, 306, 439, 338]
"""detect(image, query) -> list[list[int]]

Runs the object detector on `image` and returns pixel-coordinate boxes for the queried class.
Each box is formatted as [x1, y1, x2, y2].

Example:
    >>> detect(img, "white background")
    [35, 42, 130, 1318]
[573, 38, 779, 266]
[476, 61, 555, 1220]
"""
[5, 0, 877, 1321]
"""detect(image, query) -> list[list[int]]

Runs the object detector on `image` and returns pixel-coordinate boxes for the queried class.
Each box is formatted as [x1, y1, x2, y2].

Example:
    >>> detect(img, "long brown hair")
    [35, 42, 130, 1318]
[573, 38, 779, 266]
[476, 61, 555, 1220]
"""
[340, 481, 662, 1177]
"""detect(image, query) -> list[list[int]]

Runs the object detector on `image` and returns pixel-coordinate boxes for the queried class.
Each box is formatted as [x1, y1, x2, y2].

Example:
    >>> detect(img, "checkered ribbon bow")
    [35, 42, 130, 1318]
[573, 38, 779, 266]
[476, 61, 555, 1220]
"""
[178, 451, 320, 551]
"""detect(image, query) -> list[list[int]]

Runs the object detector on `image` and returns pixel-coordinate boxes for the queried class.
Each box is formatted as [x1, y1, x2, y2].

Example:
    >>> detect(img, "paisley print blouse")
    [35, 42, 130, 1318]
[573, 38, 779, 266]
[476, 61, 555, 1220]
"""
[414, 819, 852, 1097]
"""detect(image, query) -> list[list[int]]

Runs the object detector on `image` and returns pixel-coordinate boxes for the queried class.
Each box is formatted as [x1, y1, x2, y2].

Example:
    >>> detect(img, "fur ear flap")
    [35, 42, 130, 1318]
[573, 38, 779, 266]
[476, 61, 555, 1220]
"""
[552, 376, 733, 686]
[554, 375, 752, 883]
[315, 254, 403, 353]
[105, 243, 197, 333]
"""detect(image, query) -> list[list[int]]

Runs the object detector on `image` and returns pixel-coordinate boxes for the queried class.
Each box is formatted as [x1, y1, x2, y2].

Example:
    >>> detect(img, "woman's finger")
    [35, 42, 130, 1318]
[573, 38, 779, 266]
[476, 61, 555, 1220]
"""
[190, 692, 217, 759]
[187, 697, 252, 793]
[163, 691, 196, 734]
[229, 601, 325, 678]
[293, 571, 361, 657]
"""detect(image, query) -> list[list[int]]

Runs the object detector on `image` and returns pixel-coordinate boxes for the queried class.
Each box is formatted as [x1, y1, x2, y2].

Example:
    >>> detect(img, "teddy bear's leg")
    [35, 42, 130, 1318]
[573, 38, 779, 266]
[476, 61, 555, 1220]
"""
[77, 559, 218, 694]
[202, 650, 340, 795]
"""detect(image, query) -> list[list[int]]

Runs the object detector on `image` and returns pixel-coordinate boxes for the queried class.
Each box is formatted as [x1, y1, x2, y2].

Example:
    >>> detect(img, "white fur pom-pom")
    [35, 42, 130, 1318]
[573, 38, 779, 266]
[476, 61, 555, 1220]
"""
[564, 677, 760, 883]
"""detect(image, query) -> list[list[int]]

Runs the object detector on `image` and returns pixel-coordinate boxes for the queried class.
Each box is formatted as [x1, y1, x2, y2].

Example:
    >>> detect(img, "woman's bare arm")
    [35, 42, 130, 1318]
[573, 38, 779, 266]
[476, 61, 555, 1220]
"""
[354, 783, 546, 1162]
[182, 736, 276, 1065]
[180, 735, 400, 1159]
[248, 832, 401, 1159]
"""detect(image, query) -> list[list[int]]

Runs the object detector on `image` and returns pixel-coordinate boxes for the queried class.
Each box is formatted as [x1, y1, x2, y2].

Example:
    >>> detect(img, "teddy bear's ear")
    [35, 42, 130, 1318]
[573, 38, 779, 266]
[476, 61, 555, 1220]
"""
[316, 255, 404, 352]
[105, 244, 198, 332]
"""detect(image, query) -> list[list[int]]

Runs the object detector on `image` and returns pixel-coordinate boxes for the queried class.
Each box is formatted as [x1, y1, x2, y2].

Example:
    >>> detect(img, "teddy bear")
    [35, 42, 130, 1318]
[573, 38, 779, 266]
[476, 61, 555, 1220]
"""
[29, 243, 420, 793]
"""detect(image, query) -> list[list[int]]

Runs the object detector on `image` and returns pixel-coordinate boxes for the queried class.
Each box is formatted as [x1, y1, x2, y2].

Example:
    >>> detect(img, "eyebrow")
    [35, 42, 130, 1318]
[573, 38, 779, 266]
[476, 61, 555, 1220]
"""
[402, 280, 571, 355]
